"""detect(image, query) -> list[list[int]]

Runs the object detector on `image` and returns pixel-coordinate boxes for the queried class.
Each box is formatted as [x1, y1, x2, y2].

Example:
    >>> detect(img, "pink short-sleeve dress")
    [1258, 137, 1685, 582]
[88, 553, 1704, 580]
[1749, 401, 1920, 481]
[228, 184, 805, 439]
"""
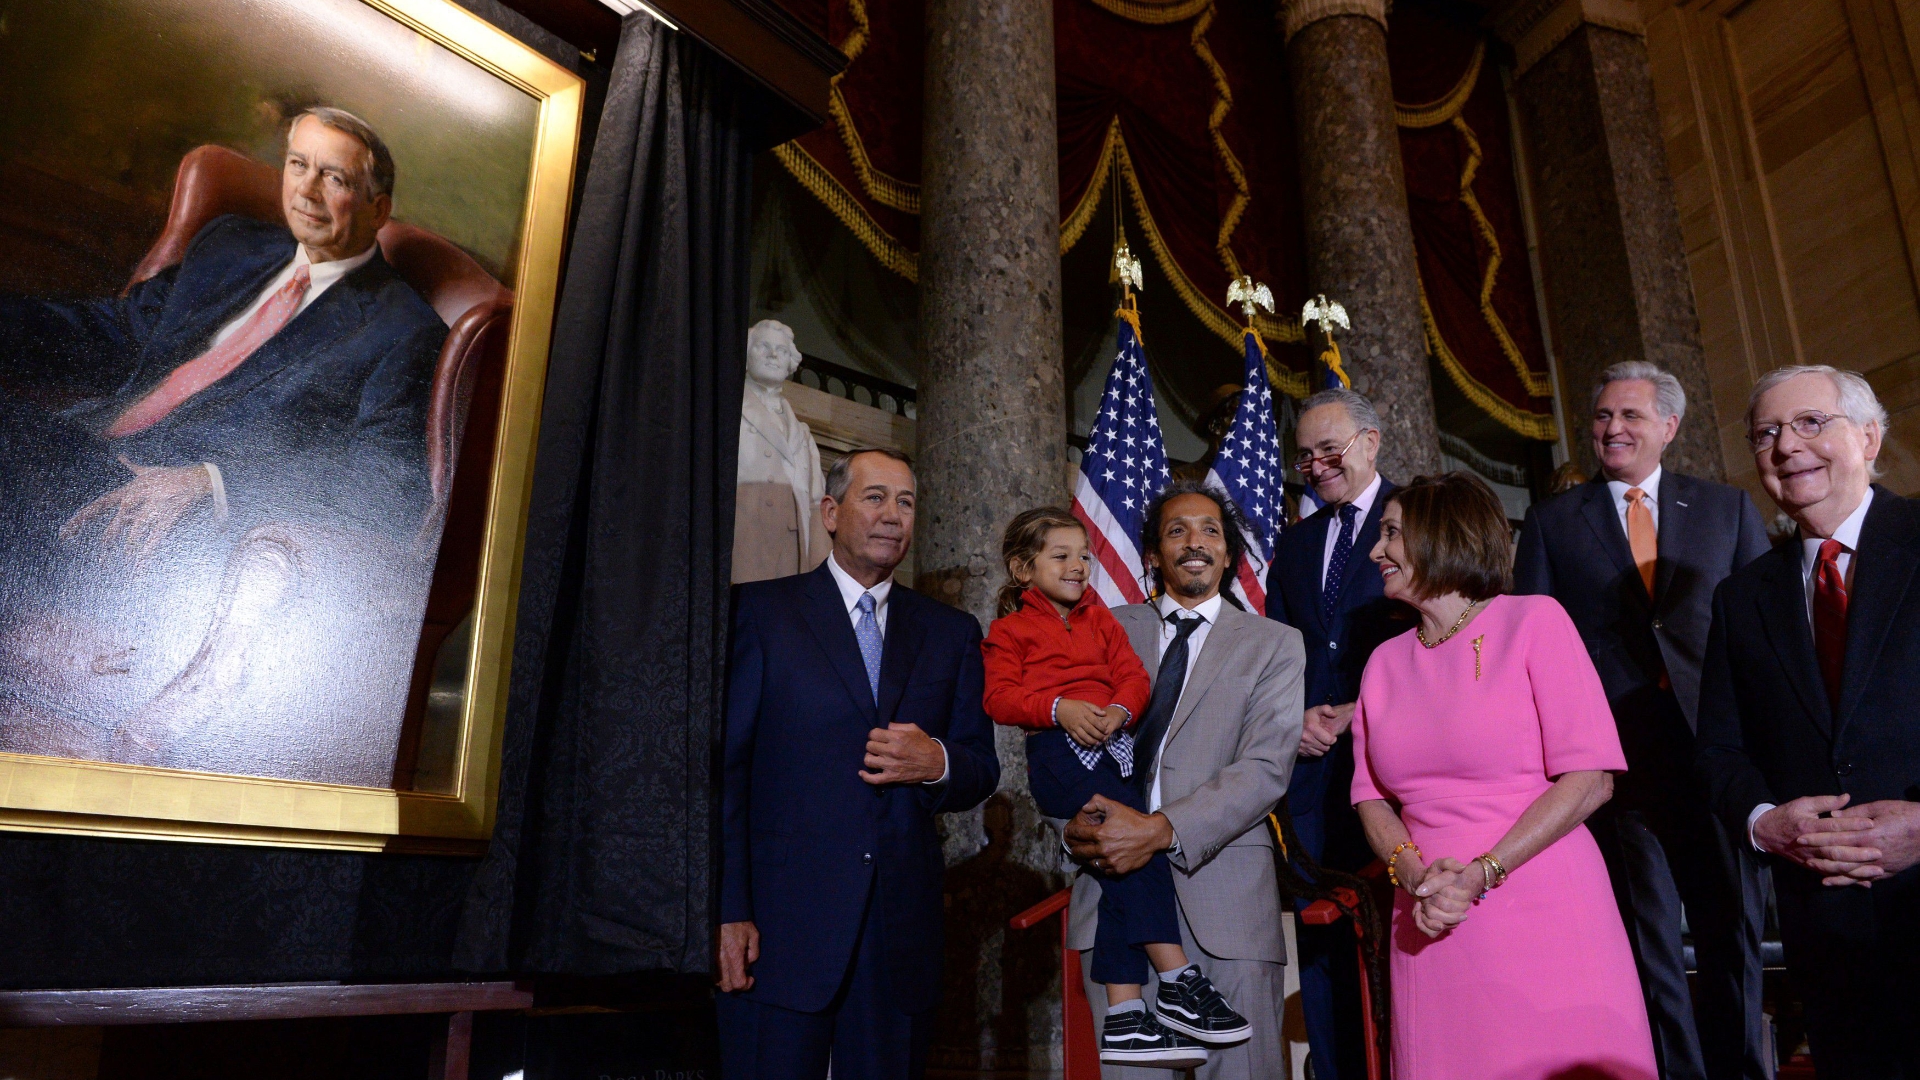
[1351, 593, 1656, 1080]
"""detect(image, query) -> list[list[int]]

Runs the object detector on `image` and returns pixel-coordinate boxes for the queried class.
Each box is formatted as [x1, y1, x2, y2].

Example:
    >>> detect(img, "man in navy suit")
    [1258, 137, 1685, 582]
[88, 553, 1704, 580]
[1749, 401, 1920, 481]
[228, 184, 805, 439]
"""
[1697, 366, 1920, 1077]
[0, 107, 444, 565]
[1515, 362, 1771, 1080]
[1263, 387, 1399, 1080]
[717, 447, 1000, 1080]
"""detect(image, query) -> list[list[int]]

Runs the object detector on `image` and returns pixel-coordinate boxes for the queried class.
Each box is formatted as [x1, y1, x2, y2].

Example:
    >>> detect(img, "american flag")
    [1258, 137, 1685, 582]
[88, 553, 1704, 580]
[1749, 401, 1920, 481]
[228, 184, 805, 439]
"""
[1205, 329, 1285, 614]
[1072, 309, 1172, 608]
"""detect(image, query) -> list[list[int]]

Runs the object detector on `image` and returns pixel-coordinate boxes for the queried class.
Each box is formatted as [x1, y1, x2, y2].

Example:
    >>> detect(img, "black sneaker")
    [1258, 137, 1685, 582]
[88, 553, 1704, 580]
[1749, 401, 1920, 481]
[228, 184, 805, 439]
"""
[1100, 1008, 1210, 1069]
[1154, 966, 1252, 1044]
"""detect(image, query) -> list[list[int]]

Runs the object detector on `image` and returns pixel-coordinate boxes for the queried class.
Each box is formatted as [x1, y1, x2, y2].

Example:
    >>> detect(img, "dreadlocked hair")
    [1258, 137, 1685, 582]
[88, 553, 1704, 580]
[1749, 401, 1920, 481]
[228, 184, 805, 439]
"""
[995, 507, 1086, 618]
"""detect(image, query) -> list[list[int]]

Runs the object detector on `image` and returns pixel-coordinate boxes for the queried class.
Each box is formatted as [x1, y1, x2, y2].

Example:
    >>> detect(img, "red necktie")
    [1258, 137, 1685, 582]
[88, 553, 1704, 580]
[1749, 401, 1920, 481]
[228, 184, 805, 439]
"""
[1813, 539, 1849, 710]
[106, 264, 312, 438]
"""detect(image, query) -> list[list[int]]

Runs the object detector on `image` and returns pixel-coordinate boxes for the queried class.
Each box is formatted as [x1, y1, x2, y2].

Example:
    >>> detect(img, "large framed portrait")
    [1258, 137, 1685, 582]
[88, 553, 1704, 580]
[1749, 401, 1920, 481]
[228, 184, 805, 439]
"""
[0, 0, 582, 849]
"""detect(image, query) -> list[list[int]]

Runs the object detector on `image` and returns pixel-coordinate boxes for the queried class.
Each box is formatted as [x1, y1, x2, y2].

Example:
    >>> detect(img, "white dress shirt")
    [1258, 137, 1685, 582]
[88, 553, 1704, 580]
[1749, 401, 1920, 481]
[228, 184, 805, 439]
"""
[1320, 472, 1384, 591]
[1149, 592, 1222, 813]
[1604, 465, 1663, 534]
[1747, 487, 1875, 849]
[188, 243, 378, 518]
[825, 552, 945, 783]
[207, 243, 378, 350]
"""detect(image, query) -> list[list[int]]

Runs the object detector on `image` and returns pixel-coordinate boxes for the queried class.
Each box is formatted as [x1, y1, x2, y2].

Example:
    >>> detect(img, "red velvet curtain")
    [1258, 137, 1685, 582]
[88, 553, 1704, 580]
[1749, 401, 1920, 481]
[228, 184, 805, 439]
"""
[773, 0, 1557, 436]
[1390, 7, 1557, 439]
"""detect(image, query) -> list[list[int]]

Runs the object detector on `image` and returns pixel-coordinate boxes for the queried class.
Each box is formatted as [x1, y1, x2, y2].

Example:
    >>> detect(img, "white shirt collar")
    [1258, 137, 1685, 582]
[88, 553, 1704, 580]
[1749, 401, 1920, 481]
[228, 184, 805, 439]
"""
[1346, 472, 1384, 518]
[1155, 591, 1223, 626]
[297, 242, 378, 291]
[1605, 464, 1663, 506]
[1801, 487, 1875, 575]
[827, 550, 892, 614]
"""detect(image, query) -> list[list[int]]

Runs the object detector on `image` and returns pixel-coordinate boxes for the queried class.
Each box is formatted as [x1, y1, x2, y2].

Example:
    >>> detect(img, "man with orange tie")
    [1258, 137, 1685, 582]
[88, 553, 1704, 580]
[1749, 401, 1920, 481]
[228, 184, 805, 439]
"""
[1515, 362, 1772, 1080]
[1697, 365, 1920, 1078]
[0, 106, 444, 567]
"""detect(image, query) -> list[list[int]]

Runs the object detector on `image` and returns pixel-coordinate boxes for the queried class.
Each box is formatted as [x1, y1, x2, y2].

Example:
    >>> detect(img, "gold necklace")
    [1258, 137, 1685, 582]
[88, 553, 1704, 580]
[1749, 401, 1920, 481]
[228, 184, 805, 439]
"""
[1417, 600, 1482, 649]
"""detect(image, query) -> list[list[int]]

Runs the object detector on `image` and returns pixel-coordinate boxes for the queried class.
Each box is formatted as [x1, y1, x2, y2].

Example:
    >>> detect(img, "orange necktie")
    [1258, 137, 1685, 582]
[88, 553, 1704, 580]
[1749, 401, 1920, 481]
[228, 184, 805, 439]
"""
[106, 264, 312, 438]
[1626, 487, 1657, 599]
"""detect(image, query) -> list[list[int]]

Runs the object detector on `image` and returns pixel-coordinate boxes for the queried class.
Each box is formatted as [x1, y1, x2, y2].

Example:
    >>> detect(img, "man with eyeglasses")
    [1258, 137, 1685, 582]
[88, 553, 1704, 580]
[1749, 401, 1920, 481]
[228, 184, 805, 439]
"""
[1697, 364, 1920, 1078]
[1262, 387, 1399, 1080]
[1514, 362, 1772, 1080]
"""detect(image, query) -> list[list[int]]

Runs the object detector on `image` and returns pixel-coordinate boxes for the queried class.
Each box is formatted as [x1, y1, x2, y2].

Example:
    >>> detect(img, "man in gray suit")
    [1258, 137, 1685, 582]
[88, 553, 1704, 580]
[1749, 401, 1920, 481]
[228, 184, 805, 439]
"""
[1066, 479, 1305, 1078]
[1513, 362, 1773, 1080]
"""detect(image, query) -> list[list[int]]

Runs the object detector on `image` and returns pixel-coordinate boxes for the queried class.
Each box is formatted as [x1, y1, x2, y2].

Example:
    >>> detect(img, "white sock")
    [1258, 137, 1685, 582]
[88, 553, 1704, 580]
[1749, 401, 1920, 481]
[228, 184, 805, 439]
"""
[1157, 963, 1196, 980]
[1108, 998, 1146, 1015]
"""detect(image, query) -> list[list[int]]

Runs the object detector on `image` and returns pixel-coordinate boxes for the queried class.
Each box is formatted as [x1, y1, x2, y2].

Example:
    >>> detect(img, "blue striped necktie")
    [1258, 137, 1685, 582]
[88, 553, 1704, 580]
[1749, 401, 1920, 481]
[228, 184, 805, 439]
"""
[854, 592, 883, 702]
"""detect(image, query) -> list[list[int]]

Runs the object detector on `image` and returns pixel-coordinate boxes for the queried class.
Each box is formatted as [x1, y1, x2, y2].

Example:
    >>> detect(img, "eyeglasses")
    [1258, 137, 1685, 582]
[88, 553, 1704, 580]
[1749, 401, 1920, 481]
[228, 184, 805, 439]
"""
[1748, 411, 1847, 452]
[1292, 431, 1362, 472]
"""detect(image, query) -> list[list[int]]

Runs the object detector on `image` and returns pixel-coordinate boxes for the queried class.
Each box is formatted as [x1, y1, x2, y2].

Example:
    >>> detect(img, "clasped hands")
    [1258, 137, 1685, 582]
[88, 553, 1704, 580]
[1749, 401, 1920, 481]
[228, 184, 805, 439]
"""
[1754, 794, 1920, 887]
[1056, 698, 1129, 749]
[1299, 702, 1355, 758]
[1397, 856, 1489, 939]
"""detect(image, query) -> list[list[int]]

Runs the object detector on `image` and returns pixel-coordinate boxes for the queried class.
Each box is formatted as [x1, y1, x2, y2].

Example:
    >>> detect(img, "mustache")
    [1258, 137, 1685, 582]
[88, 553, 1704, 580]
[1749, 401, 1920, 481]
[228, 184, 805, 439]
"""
[1173, 548, 1215, 566]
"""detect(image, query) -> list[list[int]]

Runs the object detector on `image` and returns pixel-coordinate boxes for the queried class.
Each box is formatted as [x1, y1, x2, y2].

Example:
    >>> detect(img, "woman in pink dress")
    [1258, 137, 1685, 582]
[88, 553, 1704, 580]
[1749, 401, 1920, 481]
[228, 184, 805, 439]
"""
[1350, 473, 1656, 1080]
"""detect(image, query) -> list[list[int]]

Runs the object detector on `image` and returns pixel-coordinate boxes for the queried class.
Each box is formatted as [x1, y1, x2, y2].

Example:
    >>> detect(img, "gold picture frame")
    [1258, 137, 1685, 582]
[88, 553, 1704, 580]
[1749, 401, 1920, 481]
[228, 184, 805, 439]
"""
[0, 0, 583, 851]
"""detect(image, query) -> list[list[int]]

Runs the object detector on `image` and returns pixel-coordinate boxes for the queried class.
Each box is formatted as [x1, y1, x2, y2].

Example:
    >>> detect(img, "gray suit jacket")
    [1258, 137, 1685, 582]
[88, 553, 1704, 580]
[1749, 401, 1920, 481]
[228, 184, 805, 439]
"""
[1066, 601, 1305, 963]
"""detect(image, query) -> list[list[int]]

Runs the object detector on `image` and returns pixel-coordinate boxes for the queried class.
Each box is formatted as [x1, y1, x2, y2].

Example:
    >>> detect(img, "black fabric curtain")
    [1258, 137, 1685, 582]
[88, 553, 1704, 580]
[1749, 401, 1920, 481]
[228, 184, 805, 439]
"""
[455, 11, 755, 975]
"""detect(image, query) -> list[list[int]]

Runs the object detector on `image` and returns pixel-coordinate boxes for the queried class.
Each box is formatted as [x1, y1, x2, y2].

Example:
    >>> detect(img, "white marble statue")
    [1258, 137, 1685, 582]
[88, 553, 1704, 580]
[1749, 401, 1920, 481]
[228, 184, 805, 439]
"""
[733, 319, 829, 583]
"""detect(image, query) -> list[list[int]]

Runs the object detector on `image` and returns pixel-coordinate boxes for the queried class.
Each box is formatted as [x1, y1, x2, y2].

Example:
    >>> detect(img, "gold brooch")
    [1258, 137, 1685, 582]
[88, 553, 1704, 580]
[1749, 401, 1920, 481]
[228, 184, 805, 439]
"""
[1472, 635, 1486, 680]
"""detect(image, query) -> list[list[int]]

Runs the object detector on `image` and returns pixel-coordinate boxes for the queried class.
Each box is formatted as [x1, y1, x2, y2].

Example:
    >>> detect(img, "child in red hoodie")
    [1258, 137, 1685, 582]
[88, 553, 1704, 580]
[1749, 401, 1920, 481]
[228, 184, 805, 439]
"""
[983, 507, 1247, 1068]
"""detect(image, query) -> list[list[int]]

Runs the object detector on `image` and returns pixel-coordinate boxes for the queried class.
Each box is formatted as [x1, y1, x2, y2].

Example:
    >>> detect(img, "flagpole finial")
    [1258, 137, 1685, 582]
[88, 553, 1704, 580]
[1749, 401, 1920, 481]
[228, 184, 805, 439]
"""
[1226, 275, 1274, 327]
[1114, 242, 1145, 308]
[1301, 294, 1354, 389]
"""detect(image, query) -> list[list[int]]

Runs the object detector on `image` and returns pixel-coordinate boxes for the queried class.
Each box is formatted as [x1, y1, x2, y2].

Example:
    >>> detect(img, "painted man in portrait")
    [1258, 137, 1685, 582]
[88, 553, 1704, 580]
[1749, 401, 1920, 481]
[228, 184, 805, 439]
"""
[0, 106, 446, 774]
[0, 106, 445, 569]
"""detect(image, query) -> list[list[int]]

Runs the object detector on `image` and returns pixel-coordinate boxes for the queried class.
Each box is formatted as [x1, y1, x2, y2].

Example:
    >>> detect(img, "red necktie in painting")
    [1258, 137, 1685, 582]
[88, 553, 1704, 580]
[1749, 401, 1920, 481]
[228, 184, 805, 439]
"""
[105, 264, 312, 438]
[1813, 538, 1849, 711]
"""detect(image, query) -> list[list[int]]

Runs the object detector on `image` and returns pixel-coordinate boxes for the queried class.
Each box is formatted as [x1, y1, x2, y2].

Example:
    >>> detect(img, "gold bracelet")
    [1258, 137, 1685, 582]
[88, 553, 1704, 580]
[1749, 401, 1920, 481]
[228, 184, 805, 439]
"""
[1474, 852, 1509, 899]
[1387, 841, 1423, 890]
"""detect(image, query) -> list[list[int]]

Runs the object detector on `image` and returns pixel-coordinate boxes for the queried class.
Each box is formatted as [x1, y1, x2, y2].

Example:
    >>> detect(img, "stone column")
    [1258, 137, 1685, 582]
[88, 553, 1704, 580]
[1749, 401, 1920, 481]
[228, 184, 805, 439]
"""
[1493, 0, 1727, 479]
[1283, 0, 1443, 480]
[917, 0, 1068, 1071]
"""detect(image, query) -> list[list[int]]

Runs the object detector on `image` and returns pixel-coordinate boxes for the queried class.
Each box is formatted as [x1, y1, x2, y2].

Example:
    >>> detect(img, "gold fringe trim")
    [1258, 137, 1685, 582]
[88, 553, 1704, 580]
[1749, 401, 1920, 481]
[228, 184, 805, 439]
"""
[1089, 0, 1212, 24]
[828, 0, 920, 213]
[1395, 41, 1484, 129]
[1191, 3, 1250, 280]
[1060, 118, 1125, 256]
[772, 141, 920, 281]
[1394, 39, 1555, 424]
[1420, 282, 1558, 440]
[1449, 114, 1552, 398]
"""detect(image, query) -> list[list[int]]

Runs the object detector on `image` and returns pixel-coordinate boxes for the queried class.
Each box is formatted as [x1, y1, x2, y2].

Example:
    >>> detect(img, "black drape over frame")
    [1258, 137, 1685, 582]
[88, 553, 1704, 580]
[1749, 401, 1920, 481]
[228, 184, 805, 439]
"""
[457, 11, 754, 974]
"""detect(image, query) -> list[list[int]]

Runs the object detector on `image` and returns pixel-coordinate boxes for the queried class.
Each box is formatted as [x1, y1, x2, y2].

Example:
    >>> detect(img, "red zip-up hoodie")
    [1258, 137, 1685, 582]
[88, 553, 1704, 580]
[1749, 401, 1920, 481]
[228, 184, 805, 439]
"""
[981, 586, 1152, 730]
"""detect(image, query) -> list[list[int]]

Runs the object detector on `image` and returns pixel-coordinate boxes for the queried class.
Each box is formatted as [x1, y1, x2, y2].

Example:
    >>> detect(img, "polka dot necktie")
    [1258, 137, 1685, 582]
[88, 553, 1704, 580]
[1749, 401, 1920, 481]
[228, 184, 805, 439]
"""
[1322, 502, 1359, 626]
[854, 592, 883, 703]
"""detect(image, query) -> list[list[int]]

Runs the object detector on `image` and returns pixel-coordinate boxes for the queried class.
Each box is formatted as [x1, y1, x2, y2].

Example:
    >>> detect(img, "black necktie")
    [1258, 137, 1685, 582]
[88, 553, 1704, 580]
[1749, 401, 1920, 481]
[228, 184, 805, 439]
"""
[1322, 502, 1359, 625]
[1132, 612, 1205, 794]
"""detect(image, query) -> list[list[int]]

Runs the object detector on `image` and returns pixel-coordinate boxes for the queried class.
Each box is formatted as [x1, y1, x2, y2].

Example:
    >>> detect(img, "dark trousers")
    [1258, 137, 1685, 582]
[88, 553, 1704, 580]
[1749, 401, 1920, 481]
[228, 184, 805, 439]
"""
[1777, 870, 1920, 1079]
[1590, 801, 1770, 1080]
[715, 885, 931, 1080]
[1287, 742, 1370, 1080]
[1026, 730, 1182, 986]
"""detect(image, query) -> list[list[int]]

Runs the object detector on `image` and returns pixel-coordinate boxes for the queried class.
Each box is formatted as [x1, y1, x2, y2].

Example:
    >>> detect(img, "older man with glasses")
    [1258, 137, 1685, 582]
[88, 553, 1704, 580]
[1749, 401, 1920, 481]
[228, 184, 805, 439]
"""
[1697, 365, 1920, 1079]
[1262, 387, 1399, 1080]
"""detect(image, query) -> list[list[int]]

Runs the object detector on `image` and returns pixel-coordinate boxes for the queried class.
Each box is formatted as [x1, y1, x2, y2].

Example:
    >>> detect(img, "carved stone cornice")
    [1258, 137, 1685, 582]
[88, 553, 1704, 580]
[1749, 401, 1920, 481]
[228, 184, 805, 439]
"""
[1280, 0, 1390, 43]
[1488, 0, 1645, 74]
